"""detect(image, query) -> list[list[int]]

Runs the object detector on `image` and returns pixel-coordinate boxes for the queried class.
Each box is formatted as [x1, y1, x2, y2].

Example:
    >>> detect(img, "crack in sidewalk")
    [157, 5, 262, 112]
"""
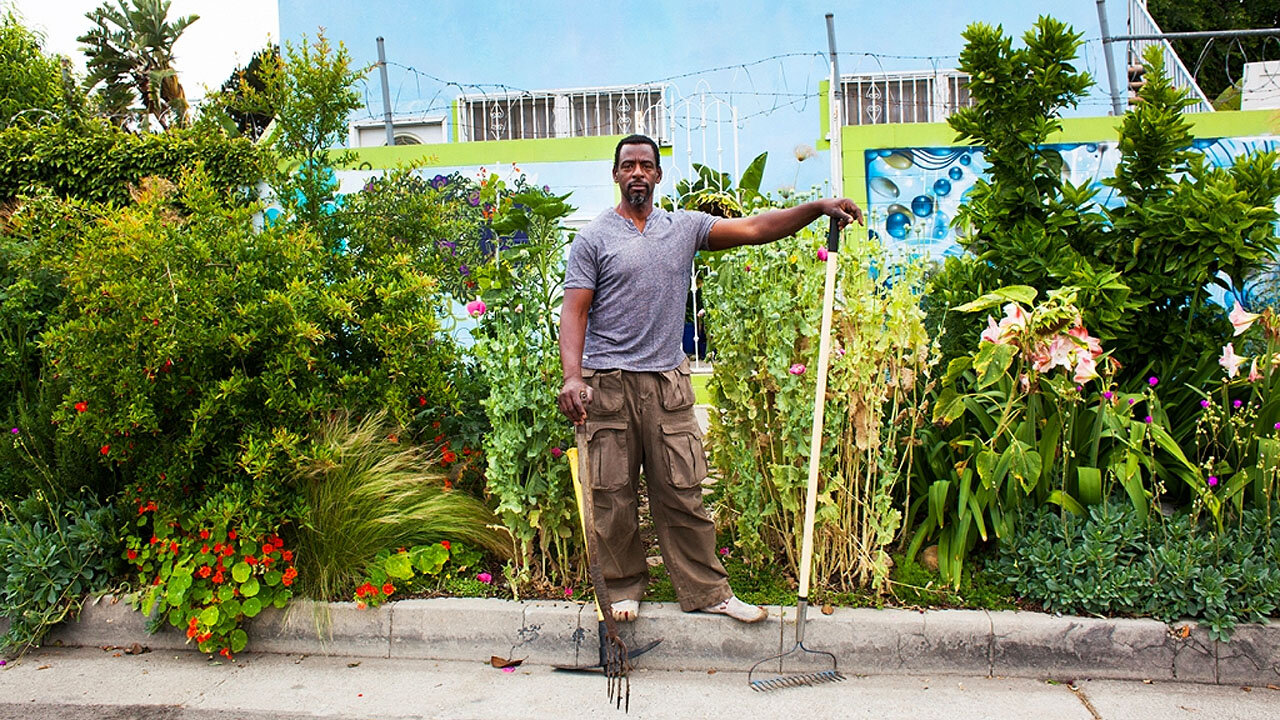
[1069, 683, 1103, 720]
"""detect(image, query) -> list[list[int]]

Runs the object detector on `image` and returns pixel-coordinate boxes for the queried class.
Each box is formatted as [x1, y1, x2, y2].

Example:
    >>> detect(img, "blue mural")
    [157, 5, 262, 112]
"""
[864, 136, 1280, 260]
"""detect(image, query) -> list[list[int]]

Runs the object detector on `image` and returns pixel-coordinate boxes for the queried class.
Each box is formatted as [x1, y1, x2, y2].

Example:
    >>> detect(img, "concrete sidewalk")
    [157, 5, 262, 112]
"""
[2, 646, 1277, 720]
[31, 596, 1280, 687]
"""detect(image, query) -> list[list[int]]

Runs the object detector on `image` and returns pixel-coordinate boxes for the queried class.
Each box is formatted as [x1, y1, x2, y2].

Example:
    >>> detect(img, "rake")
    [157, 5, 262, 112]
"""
[747, 210, 848, 692]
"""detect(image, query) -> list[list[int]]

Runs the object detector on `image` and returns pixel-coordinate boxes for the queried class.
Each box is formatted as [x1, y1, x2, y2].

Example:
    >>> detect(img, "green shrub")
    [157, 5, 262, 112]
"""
[0, 493, 122, 654]
[0, 122, 266, 205]
[995, 502, 1280, 639]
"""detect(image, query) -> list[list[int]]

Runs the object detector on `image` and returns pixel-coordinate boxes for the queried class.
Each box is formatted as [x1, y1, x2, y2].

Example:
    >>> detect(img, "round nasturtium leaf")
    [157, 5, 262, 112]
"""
[231, 562, 251, 583]
[241, 597, 263, 618]
[218, 585, 235, 602]
[199, 606, 219, 626]
[230, 629, 248, 654]
[273, 589, 292, 608]
[167, 608, 182, 628]
[264, 570, 282, 586]
[240, 577, 260, 597]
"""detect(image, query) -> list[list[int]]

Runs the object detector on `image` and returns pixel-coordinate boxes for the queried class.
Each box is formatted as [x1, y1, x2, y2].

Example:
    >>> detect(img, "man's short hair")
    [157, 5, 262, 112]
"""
[613, 134, 661, 172]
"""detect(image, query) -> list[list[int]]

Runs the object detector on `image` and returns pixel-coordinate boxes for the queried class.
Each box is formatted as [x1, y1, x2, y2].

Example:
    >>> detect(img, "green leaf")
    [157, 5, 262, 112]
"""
[199, 606, 219, 626]
[230, 629, 248, 654]
[240, 577, 260, 598]
[1077, 466, 1103, 505]
[932, 387, 966, 425]
[231, 562, 251, 583]
[273, 589, 292, 608]
[953, 285, 1037, 313]
[264, 570, 283, 586]
[973, 342, 1017, 389]
[1047, 489, 1085, 516]
[384, 552, 414, 580]
[241, 597, 263, 618]
[1006, 440, 1042, 493]
[410, 544, 449, 575]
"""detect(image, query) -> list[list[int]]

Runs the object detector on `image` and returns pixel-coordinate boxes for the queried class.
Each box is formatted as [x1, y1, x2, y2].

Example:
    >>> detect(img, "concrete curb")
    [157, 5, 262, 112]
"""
[29, 596, 1279, 686]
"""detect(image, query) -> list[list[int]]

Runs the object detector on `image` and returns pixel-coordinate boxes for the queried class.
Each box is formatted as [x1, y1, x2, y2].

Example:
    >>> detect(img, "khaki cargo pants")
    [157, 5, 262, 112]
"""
[581, 359, 731, 612]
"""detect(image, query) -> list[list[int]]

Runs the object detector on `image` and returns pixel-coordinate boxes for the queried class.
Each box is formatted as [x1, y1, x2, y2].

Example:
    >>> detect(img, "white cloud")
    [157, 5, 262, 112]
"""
[9, 0, 280, 102]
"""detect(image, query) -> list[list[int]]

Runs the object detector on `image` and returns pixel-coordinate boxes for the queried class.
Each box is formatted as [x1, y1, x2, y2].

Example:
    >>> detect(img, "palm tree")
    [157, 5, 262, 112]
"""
[78, 0, 198, 130]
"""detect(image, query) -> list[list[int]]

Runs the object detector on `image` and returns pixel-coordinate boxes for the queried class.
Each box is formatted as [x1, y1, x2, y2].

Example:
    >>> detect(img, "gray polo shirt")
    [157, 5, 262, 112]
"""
[564, 207, 718, 372]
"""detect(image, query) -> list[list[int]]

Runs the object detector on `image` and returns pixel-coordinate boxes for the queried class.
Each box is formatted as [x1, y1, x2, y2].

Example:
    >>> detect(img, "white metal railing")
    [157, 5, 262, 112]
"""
[839, 70, 972, 126]
[456, 84, 668, 143]
[1127, 0, 1214, 112]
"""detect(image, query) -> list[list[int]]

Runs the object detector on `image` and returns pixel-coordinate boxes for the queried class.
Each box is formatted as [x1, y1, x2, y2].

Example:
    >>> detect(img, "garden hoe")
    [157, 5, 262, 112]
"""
[554, 421, 661, 712]
[746, 217, 847, 692]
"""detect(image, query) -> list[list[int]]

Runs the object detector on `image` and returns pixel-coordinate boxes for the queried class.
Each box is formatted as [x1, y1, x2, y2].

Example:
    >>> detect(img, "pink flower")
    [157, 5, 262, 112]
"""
[1248, 358, 1263, 383]
[1067, 324, 1104, 358]
[1219, 343, 1247, 378]
[817, 247, 829, 262]
[1073, 354, 1099, 384]
[980, 316, 1003, 344]
[1229, 301, 1260, 336]
[1046, 336, 1075, 373]
[789, 363, 806, 375]
[718, 547, 729, 556]
[476, 572, 493, 584]
[1148, 376, 1159, 387]
[564, 586, 573, 598]
[1030, 343, 1054, 374]
[466, 299, 487, 317]
[550, 446, 563, 458]
[1000, 303, 1027, 332]
[502, 666, 515, 673]
[1208, 475, 1219, 487]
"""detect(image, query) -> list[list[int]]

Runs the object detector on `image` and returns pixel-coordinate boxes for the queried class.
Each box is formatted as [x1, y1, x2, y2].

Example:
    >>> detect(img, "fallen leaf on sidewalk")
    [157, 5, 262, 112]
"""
[1267, 684, 1280, 691]
[36, 665, 50, 670]
[347, 662, 361, 668]
[490, 656, 524, 670]
[1241, 687, 1252, 692]
[821, 604, 834, 615]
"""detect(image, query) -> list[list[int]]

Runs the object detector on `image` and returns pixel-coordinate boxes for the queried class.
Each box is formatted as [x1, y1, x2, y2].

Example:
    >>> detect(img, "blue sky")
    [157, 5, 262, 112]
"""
[280, 1, 1132, 193]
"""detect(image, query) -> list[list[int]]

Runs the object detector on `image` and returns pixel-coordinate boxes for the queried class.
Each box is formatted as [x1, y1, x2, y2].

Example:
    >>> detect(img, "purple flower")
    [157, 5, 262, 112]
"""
[1148, 376, 1159, 386]
[1208, 475, 1219, 487]
[468, 192, 481, 207]
[1200, 399, 1211, 409]
[789, 363, 806, 375]
[9, 427, 17, 434]
[1103, 391, 1114, 400]
[1128, 399, 1135, 405]
[1233, 399, 1243, 409]
[1144, 416, 1153, 424]
[1274, 422, 1280, 431]
[459, 264, 470, 276]
[543, 185, 551, 193]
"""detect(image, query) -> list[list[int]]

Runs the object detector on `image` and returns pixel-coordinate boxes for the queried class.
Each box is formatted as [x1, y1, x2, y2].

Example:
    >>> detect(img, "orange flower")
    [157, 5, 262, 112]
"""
[382, 583, 395, 596]
[281, 550, 293, 561]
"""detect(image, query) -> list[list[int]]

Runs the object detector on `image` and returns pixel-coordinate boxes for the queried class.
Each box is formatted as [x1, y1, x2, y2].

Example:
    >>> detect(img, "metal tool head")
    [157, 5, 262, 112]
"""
[747, 641, 845, 692]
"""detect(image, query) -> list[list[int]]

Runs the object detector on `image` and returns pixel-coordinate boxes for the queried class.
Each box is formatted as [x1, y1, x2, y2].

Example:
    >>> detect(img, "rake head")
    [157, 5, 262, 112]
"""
[747, 642, 846, 692]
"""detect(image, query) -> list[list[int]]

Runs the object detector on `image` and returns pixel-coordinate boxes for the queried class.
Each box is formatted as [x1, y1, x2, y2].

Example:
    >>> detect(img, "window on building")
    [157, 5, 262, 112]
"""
[457, 85, 667, 143]
[838, 71, 972, 126]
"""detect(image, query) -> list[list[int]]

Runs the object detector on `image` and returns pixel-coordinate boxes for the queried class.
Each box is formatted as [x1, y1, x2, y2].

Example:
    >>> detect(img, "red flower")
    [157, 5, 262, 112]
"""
[442, 451, 457, 464]
[201, 544, 210, 554]
[199, 529, 210, 540]
[245, 556, 257, 566]
[284, 568, 298, 581]
[382, 583, 395, 596]
[282, 577, 293, 586]
[261, 544, 274, 556]
[220, 648, 231, 658]
[222, 546, 234, 557]
[198, 566, 212, 578]
[272, 537, 284, 548]
[74, 401, 88, 413]
[170, 542, 179, 554]
[212, 572, 224, 584]
[186, 627, 198, 639]
[100, 444, 110, 456]
[262, 556, 274, 566]
[441, 540, 451, 550]
[149, 536, 159, 545]
[126, 550, 138, 560]
[152, 576, 162, 585]
[281, 550, 293, 561]
[418, 395, 427, 407]
[433, 434, 444, 443]
[188, 617, 199, 629]
[227, 530, 237, 540]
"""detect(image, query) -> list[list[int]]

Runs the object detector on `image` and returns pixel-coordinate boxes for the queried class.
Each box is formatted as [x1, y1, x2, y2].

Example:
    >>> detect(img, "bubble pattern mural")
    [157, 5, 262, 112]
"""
[863, 136, 1280, 260]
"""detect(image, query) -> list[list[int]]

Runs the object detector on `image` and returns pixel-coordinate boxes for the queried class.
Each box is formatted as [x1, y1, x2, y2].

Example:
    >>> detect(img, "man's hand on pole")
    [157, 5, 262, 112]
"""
[821, 198, 864, 230]
[558, 378, 593, 425]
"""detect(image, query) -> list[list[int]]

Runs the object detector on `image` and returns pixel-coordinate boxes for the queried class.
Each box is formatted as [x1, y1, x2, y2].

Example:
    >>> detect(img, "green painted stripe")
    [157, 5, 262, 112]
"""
[338, 134, 627, 169]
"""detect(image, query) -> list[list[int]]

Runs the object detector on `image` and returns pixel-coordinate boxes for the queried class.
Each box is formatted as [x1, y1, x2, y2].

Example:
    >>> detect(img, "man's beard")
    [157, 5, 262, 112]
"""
[626, 185, 651, 208]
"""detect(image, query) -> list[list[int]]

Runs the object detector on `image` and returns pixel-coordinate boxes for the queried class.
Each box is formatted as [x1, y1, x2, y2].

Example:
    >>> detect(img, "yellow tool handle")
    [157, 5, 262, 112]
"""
[567, 440, 605, 623]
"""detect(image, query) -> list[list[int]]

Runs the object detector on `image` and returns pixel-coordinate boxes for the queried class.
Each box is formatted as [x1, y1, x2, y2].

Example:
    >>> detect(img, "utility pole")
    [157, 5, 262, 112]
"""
[1096, 0, 1127, 117]
[377, 37, 394, 146]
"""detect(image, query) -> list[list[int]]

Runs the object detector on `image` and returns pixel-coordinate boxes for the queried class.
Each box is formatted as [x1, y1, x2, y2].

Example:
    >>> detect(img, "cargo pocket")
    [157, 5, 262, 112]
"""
[583, 368, 624, 415]
[657, 359, 695, 412]
[661, 420, 708, 489]
[585, 420, 630, 492]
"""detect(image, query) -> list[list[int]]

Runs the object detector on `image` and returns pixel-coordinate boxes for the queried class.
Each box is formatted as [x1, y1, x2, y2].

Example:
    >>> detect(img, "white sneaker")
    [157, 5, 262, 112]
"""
[610, 599, 639, 622]
[701, 595, 767, 623]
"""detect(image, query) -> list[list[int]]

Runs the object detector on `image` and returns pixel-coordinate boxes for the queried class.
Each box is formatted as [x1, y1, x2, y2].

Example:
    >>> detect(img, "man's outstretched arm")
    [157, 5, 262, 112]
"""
[706, 198, 863, 251]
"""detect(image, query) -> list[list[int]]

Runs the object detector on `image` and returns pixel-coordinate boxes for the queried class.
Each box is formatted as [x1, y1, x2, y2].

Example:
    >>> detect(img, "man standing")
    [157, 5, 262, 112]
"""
[558, 134, 862, 623]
